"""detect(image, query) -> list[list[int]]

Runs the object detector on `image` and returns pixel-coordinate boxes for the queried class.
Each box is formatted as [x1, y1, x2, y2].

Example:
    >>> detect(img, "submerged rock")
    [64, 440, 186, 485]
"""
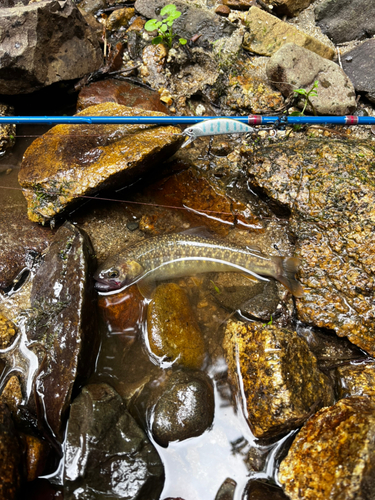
[25, 222, 98, 440]
[151, 371, 215, 447]
[0, 376, 22, 418]
[0, 0, 103, 94]
[315, 0, 375, 44]
[0, 404, 22, 500]
[243, 480, 289, 500]
[279, 397, 375, 499]
[77, 79, 169, 113]
[223, 321, 333, 438]
[243, 7, 335, 59]
[336, 362, 375, 399]
[64, 383, 164, 500]
[0, 104, 15, 156]
[0, 312, 17, 349]
[244, 139, 375, 356]
[19, 103, 182, 224]
[147, 283, 206, 369]
[342, 39, 375, 104]
[267, 43, 356, 115]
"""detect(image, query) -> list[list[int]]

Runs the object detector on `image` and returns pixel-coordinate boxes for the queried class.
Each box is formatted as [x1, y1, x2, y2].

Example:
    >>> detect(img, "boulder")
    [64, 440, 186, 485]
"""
[64, 383, 164, 500]
[315, 0, 375, 44]
[279, 397, 375, 499]
[267, 0, 314, 17]
[342, 39, 375, 104]
[26, 222, 99, 440]
[0, 0, 103, 94]
[266, 43, 356, 115]
[223, 321, 333, 438]
[18, 103, 183, 224]
[244, 139, 375, 356]
[242, 7, 335, 59]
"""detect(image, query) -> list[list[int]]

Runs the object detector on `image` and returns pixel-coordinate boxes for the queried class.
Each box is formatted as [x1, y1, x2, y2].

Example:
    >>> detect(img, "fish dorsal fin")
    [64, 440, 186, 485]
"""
[179, 226, 213, 239]
[137, 276, 157, 299]
[245, 245, 264, 255]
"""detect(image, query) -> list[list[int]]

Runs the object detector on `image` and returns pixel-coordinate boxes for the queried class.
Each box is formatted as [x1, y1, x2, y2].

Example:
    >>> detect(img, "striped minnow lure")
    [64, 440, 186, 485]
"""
[94, 232, 304, 297]
[179, 118, 257, 148]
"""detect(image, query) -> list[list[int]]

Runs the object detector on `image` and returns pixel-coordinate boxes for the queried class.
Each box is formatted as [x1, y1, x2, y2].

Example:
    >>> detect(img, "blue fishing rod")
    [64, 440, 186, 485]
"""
[0, 115, 374, 125]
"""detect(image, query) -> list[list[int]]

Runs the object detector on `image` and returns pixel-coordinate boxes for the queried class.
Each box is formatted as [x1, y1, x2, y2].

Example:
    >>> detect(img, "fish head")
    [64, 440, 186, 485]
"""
[94, 257, 144, 292]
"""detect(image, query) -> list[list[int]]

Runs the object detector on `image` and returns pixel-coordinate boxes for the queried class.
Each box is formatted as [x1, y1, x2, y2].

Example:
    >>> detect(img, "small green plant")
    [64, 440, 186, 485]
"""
[293, 80, 319, 116]
[144, 4, 187, 49]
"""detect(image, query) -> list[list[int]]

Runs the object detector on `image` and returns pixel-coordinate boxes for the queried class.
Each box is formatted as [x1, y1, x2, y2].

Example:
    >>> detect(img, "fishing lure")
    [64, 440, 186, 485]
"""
[179, 118, 258, 148]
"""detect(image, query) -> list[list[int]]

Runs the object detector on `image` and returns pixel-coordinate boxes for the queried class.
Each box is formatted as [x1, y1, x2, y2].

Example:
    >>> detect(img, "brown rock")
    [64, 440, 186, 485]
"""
[98, 284, 144, 334]
[0, 376, 22, 416]
[223, 321, 334, 438]
[336, 362, 375, 399]
[126, 16, 146, 32]
[245, 139, 375, 356]
[222, 0, 255, 10]
[0, 313, 17, 349]
[147, 283, 206, 369]
[215, 4, 231, 16]
[22, 434, 50, 482]
[106, 7, 134, 30]
[279, 397, 375, 499]
[19, 103, 182, 224]
[243, 6, 335, 59]
[0, 403, 22, 500]
[77, 79, 169, 113]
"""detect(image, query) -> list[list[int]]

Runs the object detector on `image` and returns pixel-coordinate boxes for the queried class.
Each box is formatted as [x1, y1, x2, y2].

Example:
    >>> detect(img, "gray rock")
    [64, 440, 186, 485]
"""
[0, 0, 103, 94]
[315, 0, 375, 44]
[64, 383, 164, 500]
[26, 222, 99, 441]
[151, 371, 215, 447]
[342, 39, 375, 103]
[134, 0, 236, 49]
[266, 43, 356, 115]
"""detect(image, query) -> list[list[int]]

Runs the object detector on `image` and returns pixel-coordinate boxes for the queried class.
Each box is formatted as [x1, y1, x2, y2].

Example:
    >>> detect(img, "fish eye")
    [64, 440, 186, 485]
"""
[107, 270, 119, 279]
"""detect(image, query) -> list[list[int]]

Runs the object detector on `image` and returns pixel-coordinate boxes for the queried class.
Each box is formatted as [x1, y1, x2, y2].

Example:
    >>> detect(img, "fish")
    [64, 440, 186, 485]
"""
[94, 232, 304, 298]
[180, 118, 257, 148]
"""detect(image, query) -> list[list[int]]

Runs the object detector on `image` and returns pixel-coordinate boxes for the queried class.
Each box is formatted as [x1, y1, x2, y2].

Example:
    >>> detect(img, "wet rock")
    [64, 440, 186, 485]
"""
[135, 0, 236, 48]
[19, 103, 182, 224]
[0, 0, 103, 94]
[25, 222, 99, 440]
[336, 362, 375, 399]
[267, 0, 314, 17]
[0, 403, 22, 500]
[266, 43, 356, 115]
[64, 383, 164, 500]
[215, 477, 236, 500]
[0, 312, 17, 349]
[342, 39, 375, 104]
[243, 480, 289, 500]
[279, 396, 375, 499]
[147, 283, 206, 369]
[0, 376, 22, 417]
[22, 433, 50, 482]
[98, 284, 144, 334]
[222, 0, 254, 10]
[77, 0, 106, 16]
[223, 321, 334, 438]
[243, 7, 335, 59]
[77, 79, 169, 113]
[0, 104, 15, 156]
[244, 139, 375, 356]
[151, 371, 215, 447]
[315, 0, 375, 44]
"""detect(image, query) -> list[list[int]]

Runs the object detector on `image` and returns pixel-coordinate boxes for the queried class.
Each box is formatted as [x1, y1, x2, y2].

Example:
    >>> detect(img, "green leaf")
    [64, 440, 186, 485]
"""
[160, 23, 168, 32]
[168, 11, 181, 20]
[293, 88, 307, 96]
[144, 19, 159, 31]
[151, 36, 163, 44]
[161, 4, 177, 16]
[179, 38, 187, 45]
[166, 20, 174, 27]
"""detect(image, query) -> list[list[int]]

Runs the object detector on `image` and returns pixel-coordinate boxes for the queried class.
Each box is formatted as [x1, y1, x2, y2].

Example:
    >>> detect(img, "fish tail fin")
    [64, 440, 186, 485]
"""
[273, 256, 304, 298]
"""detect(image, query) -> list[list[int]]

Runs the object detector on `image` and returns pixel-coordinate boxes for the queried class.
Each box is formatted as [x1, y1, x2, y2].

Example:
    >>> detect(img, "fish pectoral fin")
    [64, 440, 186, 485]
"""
[240, 273, 260, 284]
[137, 277, 157, 299]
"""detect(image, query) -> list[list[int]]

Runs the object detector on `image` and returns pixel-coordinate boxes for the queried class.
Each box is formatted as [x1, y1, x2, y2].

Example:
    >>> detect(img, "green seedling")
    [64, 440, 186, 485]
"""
[144, 4, 187, 49]
[293, 80, 319, 116]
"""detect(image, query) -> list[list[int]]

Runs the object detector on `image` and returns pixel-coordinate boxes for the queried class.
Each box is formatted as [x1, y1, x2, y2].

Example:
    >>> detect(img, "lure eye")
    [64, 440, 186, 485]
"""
[107, 270, 119, 279]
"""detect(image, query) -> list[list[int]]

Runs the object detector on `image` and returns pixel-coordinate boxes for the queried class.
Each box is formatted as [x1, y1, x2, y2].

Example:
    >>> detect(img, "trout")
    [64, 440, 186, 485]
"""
[94, 233, 304, 297]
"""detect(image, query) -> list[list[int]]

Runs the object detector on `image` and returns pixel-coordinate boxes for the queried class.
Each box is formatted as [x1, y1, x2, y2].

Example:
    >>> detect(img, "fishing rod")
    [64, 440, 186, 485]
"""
[0, 115, 374, 125]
